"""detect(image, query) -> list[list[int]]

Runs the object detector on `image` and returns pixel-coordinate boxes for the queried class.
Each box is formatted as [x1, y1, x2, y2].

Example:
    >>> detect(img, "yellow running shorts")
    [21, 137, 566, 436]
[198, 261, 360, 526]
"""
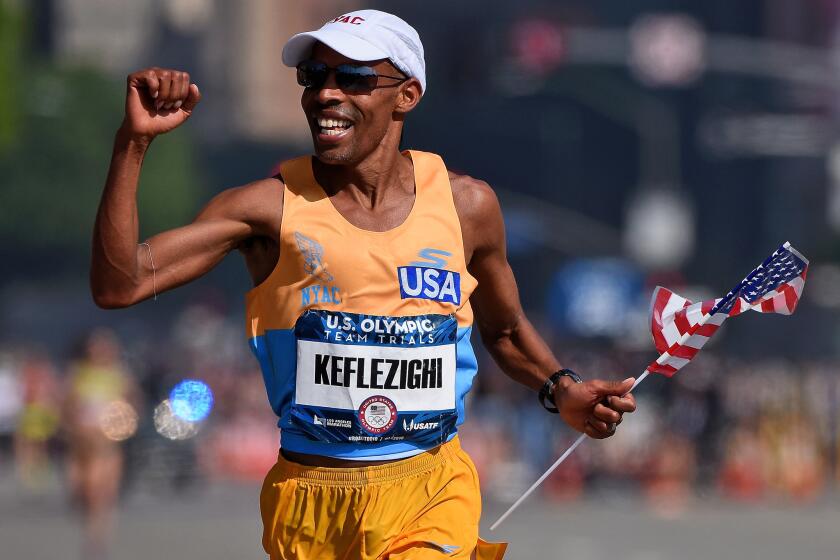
[260, 436, 507, 560]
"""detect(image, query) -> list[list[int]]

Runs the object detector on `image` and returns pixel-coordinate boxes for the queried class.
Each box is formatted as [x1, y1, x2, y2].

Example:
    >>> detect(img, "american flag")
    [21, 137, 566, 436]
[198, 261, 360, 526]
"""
[648, 242, 808, 377]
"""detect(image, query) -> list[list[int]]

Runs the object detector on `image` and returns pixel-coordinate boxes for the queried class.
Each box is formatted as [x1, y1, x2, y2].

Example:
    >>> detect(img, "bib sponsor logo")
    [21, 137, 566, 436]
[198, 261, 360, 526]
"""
[403, 418, 440, 431]
[313, 415, 352, 429]
[398, 266, 461, 305]
[358, 395, 397, 435]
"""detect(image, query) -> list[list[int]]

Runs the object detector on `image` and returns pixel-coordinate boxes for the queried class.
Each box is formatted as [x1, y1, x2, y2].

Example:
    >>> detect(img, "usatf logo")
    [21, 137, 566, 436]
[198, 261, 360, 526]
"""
[295, 232, 333, 282]
[403, 418, 440, 431]
[358, 395, 397, 435]
[398, 266, 460, 305]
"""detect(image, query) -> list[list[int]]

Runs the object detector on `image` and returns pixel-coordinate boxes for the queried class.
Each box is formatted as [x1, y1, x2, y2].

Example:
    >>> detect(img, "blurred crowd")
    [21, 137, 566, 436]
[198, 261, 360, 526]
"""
[465, 342, 840, 513]
[1, 303, 838, 528]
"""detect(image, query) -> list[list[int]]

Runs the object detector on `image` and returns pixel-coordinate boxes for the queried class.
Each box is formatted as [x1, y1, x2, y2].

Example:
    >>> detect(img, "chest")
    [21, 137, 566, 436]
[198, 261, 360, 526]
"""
[327, 192, 416, 232]
[278, 222, 469, 314]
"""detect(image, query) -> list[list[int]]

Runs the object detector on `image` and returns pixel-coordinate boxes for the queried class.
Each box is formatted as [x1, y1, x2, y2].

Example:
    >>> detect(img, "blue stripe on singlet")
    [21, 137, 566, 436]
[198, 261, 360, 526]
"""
[248, 326, 478, 460]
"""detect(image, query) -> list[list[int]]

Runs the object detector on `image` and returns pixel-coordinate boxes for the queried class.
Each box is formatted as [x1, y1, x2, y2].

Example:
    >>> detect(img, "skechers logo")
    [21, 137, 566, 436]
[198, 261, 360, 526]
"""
[410, 248, 452, 269]
[398, 266, 460, 305]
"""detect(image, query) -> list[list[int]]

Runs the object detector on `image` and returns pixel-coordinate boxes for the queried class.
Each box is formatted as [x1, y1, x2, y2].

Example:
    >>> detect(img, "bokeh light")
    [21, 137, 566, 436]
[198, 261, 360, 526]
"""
[153, 399, 200, 440]
[98, 399, 139, 441]
[169, 379, 214, 422]
[629, 13, 706, 86]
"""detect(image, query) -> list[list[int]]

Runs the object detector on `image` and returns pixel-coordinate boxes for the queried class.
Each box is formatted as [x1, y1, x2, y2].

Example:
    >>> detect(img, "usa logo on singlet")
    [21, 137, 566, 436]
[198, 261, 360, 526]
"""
[397, 266, 461, 305]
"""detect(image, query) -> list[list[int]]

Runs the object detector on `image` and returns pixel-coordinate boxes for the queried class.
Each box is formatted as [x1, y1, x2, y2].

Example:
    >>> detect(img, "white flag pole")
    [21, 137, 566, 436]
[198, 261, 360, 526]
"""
[488, 370, 650, 531]
[489, 303, 727, 531]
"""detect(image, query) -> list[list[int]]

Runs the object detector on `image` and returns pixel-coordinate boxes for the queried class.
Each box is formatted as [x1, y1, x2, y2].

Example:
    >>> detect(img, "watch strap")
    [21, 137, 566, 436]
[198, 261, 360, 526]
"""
[538, 368, 582, 413]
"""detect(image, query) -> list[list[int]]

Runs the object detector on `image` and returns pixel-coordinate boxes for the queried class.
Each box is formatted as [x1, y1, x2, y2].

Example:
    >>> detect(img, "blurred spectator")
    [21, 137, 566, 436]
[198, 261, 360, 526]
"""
[63, 329, 141, 560]
[644, 431, 696, 516]
[13, 349, 60, 490]
[0, 351, 24, 461]
[718, 420, 767, 501]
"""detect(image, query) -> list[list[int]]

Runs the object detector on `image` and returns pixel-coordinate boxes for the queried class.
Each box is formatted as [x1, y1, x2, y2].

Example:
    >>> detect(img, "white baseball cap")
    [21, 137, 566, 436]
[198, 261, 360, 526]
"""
[282, 9, 426, 92]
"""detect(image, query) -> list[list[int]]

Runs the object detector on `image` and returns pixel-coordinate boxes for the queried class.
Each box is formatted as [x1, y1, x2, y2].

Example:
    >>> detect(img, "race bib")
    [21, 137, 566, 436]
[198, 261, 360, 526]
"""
[290, 310, 458, 445]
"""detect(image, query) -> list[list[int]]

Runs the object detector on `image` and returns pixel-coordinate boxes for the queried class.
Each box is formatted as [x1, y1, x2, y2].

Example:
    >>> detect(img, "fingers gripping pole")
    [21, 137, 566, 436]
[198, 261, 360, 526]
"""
[489, 371, 650, 531]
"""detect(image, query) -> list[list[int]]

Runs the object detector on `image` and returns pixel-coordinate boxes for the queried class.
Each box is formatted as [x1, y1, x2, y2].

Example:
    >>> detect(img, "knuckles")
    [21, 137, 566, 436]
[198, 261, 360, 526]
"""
[127, 67, 192, 86]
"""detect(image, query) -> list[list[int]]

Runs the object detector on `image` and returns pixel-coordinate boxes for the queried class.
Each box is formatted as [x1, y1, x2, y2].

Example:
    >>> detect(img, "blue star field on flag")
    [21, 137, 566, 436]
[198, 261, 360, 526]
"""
[714, 242, 808, 314]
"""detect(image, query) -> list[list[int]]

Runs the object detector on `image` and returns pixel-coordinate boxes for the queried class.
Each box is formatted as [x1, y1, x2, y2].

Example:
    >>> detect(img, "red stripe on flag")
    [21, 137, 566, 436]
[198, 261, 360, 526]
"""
[651, 288, 672, 354]
[648, 363, 678, 377]
[701, 299, 714, 315]
[673, 309, 691, 336]
[652, 287, 672, 319]
[783, 284, 798, 312]
[669, 344, 699, 360]
[695, 324, 719, 337]
[761, 299, 775, 313]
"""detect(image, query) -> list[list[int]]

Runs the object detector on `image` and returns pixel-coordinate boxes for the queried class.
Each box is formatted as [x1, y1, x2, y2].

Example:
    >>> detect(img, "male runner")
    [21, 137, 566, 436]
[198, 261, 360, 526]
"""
[91, 9, 636, 559]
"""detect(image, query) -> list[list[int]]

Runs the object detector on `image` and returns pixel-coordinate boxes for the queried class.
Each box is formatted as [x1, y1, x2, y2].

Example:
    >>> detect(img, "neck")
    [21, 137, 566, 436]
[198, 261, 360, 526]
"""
[313, 133, 413, 209]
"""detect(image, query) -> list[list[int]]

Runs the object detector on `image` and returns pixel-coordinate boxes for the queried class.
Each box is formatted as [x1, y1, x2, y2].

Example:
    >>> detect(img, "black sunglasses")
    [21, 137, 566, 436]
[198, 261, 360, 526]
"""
[296, 60, 407, 92]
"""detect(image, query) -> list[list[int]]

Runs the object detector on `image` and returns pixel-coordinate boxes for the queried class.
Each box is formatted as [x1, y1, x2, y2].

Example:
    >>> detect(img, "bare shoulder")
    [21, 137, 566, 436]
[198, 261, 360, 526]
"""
[198, 175, 284, 238]
[206, 175, 284, 214]
[448, 171, 501, 222]
[448, 171, 504, 260]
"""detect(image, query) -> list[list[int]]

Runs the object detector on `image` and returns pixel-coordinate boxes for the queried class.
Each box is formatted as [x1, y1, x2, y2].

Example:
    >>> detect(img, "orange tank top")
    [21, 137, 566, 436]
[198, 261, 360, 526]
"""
[245, 150, 479, 460]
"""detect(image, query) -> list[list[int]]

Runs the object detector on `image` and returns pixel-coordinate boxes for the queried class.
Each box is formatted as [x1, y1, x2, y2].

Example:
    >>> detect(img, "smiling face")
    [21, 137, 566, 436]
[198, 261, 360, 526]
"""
[300, 43, 421, 165]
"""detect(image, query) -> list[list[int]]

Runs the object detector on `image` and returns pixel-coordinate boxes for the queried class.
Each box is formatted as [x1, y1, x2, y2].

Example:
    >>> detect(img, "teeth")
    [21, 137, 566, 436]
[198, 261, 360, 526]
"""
[317, 117, 352, 129]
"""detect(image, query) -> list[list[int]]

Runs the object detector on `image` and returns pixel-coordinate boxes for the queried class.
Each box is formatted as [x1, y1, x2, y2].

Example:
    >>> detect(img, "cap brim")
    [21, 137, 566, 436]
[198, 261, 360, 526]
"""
[282, 28, 390, 67]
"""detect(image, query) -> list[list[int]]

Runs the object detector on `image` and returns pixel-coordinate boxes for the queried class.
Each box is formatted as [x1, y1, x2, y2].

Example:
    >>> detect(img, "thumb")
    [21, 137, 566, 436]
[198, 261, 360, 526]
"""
[181, 83, 202, 113]
[590, 377, 635, 397]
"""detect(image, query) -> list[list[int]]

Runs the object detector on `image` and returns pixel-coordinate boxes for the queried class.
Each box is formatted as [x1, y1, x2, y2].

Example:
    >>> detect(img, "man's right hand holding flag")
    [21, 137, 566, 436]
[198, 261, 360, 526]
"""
[491, 240, 809, 530]
[554, 377, 637, 439]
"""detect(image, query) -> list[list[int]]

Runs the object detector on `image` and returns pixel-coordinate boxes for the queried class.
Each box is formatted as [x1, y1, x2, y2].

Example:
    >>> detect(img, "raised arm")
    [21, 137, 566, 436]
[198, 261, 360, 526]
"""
[91, 68, 282, 308]
[452, 175, 636, 438]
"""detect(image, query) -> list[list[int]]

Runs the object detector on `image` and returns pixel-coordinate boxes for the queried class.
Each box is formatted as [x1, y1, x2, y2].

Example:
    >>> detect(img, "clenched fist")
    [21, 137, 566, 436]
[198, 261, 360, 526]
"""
[122, 67, 202, 140]
[554, 377, 637, 439]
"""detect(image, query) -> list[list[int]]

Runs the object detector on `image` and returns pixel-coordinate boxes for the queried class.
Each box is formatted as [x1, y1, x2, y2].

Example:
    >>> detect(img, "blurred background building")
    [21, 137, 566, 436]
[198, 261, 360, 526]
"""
[1, 1, 840, 559]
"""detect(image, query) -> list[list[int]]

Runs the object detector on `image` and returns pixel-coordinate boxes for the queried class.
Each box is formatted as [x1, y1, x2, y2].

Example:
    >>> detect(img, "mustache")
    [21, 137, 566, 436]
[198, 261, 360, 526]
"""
[310, 105, 360, 122]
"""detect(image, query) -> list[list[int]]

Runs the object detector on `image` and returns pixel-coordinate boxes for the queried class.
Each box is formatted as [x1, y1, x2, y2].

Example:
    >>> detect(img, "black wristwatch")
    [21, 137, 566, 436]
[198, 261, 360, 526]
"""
[538, 368, 582, 413]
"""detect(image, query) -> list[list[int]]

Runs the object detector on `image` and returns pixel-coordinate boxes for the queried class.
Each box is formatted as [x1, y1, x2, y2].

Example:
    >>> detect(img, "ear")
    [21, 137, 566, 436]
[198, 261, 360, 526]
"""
[394, 77, 422, 115]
